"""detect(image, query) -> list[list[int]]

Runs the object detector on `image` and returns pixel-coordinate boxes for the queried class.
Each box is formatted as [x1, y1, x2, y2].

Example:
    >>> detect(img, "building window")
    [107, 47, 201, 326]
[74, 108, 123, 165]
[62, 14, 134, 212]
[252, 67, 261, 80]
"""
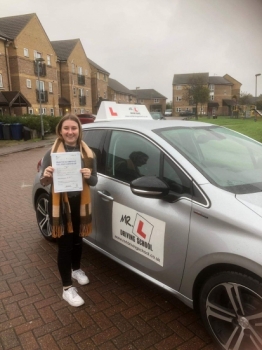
[210, 92, 214, 100]
[34, 50, 41, 60]
[209, 84, 214, 90]
[49, 82, 53, 93]
[40, 108, 46, 115]
[36, 80, 44, 91]
[28, 108, 33, 114]
[50, 108, 54, 116]
[78, 66, 83, 75]
[24, 48, 29, 57]
[73, 87, 76, 96]
[79, 88, 83, 96]
[224, 90, 227, 95]
[26, 79, 31, 88]
[176, 96, 182, 101]
[0, 74, 3, 87]
[176, 85, 182, 90]
[47, 55, 51, 66]
[176, 107, 182, 112]
[80, 108, 85, 114]
[154, 98, 159, 103]
[72, 63, 75, 73]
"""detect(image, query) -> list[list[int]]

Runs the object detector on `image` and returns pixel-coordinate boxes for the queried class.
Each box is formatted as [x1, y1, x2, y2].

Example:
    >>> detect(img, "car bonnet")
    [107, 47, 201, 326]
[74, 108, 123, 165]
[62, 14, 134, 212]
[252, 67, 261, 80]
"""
[236, 192, 262, 218]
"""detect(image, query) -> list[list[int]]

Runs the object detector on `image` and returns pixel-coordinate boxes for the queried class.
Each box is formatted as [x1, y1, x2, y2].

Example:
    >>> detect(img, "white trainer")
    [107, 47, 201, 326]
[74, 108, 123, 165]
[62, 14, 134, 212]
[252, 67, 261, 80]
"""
[62, 287, 84, 307]
[72, 269, 89, 285]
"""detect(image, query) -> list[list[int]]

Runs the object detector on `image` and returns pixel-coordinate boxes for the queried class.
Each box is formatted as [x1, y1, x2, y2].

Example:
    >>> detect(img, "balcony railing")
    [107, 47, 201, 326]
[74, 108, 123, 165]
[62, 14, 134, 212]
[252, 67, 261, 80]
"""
[79, 95, 86, 105]
[36, 90, 48, 103]
[78, 74, 85, 85]
[34, 61, 46, 77]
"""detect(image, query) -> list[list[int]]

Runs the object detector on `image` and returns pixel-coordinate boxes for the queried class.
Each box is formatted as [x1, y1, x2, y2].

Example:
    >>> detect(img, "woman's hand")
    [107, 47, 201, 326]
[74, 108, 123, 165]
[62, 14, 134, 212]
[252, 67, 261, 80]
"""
[81, 168, 91, 179]
[43, 166, 54, 178]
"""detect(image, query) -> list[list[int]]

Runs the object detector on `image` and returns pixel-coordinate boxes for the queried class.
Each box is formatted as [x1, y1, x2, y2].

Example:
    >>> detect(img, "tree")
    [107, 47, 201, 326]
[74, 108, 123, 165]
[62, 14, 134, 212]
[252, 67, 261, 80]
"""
[183, 77, 210, 120]
[239, 93, 253, 106]
[166, 101, 172, 109]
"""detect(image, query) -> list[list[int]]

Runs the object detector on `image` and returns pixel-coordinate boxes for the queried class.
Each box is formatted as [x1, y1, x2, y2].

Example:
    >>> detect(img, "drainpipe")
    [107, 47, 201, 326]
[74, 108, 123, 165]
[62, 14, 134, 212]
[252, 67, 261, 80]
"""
[4, 40, 12, 91]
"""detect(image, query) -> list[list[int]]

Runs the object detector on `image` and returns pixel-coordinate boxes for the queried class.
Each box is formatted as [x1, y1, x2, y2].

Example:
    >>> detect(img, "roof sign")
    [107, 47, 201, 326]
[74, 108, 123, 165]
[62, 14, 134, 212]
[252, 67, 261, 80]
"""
[95, 101, 152, 121]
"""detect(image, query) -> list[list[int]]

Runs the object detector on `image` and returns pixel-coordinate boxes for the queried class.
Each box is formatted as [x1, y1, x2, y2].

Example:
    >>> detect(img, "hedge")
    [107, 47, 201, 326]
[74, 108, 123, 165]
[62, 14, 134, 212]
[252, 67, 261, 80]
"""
[0, 115, 61, 134]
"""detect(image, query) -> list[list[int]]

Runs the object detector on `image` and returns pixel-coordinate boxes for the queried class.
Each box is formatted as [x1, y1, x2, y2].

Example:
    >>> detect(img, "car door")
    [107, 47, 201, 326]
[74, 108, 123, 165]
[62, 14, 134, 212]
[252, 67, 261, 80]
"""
[93, 129, 193, 291]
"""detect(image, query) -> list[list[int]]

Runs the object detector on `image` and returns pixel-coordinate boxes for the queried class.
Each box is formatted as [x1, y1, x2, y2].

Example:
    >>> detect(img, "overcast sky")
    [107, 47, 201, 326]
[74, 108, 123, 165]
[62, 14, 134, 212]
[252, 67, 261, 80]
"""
[1, 0, 262, 101]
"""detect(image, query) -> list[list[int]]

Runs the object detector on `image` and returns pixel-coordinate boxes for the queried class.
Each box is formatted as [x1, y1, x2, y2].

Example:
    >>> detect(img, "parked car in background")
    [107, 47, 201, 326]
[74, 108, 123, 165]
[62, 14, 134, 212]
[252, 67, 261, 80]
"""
[33, 103, 262, 350]
[150, 111, 165, 120]
[179, 111, 195, 116]
[77, 113, 96, 124]
[164, 109, 172, 116]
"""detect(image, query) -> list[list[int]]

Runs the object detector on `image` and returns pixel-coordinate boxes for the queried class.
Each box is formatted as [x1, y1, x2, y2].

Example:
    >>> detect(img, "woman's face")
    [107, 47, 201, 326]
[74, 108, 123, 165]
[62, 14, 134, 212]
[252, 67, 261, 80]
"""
[60, 119, 79, 146]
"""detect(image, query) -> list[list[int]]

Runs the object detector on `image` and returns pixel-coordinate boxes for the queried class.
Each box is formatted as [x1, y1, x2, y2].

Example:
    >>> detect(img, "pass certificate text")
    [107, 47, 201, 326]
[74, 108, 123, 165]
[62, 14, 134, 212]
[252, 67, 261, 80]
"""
[51, 152, 83, 193]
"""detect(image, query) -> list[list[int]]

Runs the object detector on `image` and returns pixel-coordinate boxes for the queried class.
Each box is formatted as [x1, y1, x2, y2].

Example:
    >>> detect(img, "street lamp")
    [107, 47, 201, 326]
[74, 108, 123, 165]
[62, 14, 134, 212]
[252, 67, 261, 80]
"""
[255, 73, 261, 107]
[36, 57, 45, 140]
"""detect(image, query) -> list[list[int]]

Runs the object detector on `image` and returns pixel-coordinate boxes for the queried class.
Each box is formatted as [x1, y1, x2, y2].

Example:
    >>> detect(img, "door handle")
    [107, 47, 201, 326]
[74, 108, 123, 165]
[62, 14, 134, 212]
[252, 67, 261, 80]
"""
[97, 190, 114, 201]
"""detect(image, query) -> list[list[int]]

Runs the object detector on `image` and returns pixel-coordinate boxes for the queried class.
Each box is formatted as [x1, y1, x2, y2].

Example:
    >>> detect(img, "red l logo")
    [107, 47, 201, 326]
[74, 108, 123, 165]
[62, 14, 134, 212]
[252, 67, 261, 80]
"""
[109, 107, 118, 116]
[137, 221, 146, 239]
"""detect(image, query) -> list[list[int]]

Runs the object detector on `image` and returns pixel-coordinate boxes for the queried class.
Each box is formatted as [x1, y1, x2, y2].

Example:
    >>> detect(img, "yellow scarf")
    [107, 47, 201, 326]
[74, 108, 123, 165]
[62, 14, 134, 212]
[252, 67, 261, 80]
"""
[51, 138, 94, 238]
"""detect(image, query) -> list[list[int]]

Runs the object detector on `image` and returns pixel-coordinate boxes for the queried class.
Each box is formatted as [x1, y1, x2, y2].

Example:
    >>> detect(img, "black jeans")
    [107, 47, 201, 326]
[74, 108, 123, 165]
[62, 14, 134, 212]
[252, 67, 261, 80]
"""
[57, 195, 83, 287]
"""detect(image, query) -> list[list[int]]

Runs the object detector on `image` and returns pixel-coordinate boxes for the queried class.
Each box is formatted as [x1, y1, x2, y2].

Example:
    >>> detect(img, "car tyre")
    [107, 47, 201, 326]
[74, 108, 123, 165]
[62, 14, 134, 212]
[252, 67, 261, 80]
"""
[36, 192, 53, 241]
[199, 271, 262, 350]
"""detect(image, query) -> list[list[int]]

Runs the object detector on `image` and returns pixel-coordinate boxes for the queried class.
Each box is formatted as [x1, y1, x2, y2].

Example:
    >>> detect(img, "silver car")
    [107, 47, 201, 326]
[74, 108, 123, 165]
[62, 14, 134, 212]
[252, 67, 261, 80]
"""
[32, 119, 262, 350]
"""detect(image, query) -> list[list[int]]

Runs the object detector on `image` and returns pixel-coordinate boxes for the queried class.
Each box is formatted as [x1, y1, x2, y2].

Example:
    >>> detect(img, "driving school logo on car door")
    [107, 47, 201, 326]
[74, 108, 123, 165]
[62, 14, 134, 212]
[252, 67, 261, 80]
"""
[112, 202, 165, 266]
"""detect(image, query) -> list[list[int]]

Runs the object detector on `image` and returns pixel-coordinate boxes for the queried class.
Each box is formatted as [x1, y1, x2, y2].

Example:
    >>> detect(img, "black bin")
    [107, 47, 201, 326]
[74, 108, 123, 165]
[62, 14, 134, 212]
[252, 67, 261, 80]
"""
[23, 126, 31, 141]
[0, 122, 3, 140]
[11, 123, 23, 140]
[3, 124, 11, 140]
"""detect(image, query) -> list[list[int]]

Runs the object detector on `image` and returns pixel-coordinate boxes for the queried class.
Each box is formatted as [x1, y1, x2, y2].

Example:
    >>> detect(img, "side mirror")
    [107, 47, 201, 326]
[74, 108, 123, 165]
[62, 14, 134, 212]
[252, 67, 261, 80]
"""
[130, 176, 169, 199]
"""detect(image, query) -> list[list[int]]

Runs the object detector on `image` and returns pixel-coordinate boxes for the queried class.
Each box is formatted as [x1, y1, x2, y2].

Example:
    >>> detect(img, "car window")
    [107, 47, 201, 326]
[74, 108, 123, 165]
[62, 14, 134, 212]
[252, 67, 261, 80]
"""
[106, 130, 161, 183]
[163, 155, 192, 197]
[83, 129, 107, 172]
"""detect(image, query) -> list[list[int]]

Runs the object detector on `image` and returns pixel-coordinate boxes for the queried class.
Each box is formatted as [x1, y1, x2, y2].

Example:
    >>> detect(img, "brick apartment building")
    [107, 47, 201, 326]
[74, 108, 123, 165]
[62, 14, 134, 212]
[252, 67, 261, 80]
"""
[172, 73, 241, 116]
[108, 78, 136, 105]
[130, 89, 167, 113]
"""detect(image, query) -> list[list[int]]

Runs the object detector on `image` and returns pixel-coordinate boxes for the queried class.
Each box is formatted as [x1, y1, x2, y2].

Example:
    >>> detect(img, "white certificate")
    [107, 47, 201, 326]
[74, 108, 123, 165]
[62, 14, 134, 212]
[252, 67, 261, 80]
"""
[51, 152, 83, 193]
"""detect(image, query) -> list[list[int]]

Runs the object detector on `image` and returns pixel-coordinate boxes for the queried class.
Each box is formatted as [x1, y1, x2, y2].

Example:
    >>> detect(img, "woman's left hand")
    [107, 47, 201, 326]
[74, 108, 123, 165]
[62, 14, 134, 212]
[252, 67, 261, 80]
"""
[81, 168, 91, 179]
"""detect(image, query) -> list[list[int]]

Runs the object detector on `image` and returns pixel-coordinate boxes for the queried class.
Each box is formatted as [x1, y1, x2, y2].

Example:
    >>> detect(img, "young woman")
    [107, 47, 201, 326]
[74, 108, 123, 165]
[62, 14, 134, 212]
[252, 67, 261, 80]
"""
[40, 114, 97, 307]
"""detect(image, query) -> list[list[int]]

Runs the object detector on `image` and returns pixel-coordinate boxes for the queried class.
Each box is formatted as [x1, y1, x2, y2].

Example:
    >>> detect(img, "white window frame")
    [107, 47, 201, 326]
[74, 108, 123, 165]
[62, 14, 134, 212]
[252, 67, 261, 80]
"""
[28, 108, 33, 115]
[0, 74, 3, 88]
[209, 84, 214, 91]
[49, 82, 53, 93]
[78, 66, 83, 75]
[36, 80, 44, 91]
[40, 107, 46, 115]
[24, 48, 29, 57]
[34, 50, 41, 60]
[73, 87, 76, 96]
[47, 54, 51, 66]
[154, 98, 159, 103]
[26, 79, 31, 88]
[176, 96, 182, 101]
[176, 85, 182, 90]
[80, 108, 85, 114]
[176, 107, 182, 112]
[50, 108, 54, 116]
[79, 88, 83, 96]
[210, 92, 214, 100]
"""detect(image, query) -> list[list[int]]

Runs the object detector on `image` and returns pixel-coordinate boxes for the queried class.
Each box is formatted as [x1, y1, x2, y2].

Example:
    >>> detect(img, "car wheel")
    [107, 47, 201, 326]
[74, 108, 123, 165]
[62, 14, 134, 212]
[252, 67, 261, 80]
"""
[35, 192, 53, 241]
[199, 271, 262, 350]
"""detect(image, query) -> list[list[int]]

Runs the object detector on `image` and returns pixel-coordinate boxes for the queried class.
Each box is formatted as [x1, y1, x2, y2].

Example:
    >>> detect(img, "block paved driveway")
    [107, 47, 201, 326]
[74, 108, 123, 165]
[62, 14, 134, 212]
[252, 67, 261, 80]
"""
[0, 146, 218, 350]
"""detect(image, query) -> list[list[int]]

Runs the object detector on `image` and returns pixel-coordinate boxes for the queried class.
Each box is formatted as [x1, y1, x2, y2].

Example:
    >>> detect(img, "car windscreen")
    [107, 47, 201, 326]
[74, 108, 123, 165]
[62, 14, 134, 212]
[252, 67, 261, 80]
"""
[154, 125, 262, 194]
